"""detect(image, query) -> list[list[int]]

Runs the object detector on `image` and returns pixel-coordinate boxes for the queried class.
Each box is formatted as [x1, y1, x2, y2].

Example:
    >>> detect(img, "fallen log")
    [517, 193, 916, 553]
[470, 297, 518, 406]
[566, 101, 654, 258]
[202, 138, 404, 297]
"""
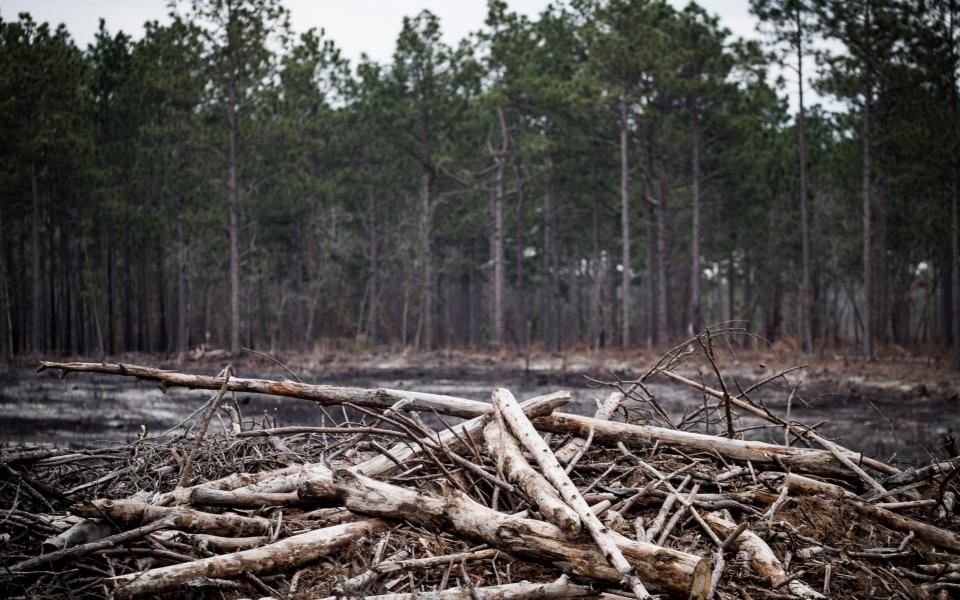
[321, 575, 596, 599]
[535, 412, 856, 479]
[72, 499, 273, 537]
[109, 519, 387, 598]
[660, 370, 898, 476]
[703, 512, 824, 599]
[493, 387, 653, 599]
[38, 361, 492, 418]
[297, 467, 710, 598]
[779, 473, 960, 552]
[483, 420, 581, 536]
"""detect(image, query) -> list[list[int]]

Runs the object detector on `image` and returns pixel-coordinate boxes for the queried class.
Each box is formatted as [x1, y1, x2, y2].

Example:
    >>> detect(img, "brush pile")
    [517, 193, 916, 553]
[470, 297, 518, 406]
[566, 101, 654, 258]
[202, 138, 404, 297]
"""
[2, 336, 960, 599]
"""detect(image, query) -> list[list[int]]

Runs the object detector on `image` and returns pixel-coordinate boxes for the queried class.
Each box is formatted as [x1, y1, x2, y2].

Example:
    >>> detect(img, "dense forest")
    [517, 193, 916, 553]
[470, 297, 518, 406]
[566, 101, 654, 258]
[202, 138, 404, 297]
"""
[0, 0, 957, 363]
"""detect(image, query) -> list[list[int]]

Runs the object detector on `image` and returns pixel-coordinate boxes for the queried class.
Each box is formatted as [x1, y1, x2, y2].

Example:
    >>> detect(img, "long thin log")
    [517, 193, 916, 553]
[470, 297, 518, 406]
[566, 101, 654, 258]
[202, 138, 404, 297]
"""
[321, 575, 596, 599]
[73, 499, 273, 537]
[109, 519, 387, 598]
[779, 473, 960, 552]
[660, 370, 898, 476]
[536, 413, 855, 479]
[297, 467, 710, 599]
[38, 361, 492, 419]
[492, 388, 654, 599]
[483, 420, 581, 535]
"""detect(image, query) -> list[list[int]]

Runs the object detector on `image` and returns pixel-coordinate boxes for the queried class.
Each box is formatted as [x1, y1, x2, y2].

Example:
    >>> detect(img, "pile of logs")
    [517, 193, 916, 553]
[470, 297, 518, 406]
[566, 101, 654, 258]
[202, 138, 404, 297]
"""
[2, 349, 960, 599]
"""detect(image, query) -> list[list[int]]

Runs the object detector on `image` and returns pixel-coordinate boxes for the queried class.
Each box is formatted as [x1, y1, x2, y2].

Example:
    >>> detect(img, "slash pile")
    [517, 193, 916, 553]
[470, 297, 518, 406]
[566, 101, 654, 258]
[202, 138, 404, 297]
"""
[2, 342, 959, 599]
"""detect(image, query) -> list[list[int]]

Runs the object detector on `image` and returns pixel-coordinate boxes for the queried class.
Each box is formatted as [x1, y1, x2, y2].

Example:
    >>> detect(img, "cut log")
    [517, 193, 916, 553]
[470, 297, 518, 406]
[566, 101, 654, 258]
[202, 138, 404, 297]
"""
[535, 413, 855, 479]
[109, 519, 387, 598]
[492, 387, 656, 599]
[321, 575, 596, 599]
[483, 420, 581, 535]
[297, 467, 710, 599]
[73, 499, 272, 537]
[703, 512, 824, 599]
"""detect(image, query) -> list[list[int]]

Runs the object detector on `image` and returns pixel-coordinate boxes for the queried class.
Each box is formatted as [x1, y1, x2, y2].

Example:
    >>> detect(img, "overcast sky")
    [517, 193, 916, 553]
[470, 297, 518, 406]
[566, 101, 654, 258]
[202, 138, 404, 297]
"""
[0, 1, 758, 59]
[1, 1, 823, 110]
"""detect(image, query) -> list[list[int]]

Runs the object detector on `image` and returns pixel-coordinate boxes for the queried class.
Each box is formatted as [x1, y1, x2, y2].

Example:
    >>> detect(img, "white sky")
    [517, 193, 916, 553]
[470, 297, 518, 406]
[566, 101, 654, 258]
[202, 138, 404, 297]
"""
[0, 0, 820, 110]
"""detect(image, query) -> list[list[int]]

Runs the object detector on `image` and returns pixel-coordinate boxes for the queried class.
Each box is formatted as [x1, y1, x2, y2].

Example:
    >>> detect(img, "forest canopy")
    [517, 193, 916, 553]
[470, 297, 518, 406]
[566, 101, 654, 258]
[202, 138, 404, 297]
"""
[0, 0, 957, 363]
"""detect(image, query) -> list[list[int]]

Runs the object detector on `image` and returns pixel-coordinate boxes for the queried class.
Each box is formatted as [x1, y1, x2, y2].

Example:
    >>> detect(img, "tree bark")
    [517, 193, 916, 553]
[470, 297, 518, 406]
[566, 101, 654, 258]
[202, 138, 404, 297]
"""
[797, 14, 813, 354]
[418, 168, 435, 351]
[492, 106, 507, 348]
[620, 95, 632, 349]
[689, 112, 702, 335]
[862, 88, 873, 359]
[656, 153, 669, 343]
[176, 191, 189, 354]
[227, 59, 241, 356]
[514, 161, 526, 348]
[367, 185, 379, 345]
[30, 161, 42, 354]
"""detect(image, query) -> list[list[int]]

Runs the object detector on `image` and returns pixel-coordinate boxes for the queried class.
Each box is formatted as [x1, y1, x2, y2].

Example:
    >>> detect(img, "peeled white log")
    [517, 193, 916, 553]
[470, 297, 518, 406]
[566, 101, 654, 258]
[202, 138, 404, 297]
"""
[38, 360, 491, 418]
[297, 467, 710, 599]
[483, 420, 581, 535]
[73, 499, 272, 537]
[320, 575, 596, 599]
[492, 388, 653, 599]
[536, 413, 855, 478]
[703, 512, 824, 599]
[109, 519, 387, 598]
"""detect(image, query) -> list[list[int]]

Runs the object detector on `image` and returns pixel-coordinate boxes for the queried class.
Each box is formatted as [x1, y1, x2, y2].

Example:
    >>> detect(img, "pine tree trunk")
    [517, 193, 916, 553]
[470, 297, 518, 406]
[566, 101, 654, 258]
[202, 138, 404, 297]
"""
[689, 112, 702, 335]
[620, 96, 631, 348]
[367, 186, 379, 346]
[514, 161, 526, 348]
[176, 193, 189, 354]
[227, 70, 241, 356]
[418, 168, 435, 351]
[544, 159, 560, 351]
[862, 87, 873, 359]
[797, 18, 813, 354]
[492, 151, 506, 347]
[656, 166, 669, 343]
[30, 162, 42, 354]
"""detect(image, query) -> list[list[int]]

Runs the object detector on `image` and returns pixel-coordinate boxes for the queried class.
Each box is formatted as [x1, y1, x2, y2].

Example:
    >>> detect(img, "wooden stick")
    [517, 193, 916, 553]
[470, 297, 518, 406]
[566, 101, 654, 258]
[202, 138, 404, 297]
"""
[73, 499, 273, 537]
[322, 575, 596, 599]
[109, 519, 387, 598]
[483, 420, 581, 535]
[492, 388, 652, 599]
[38, 360, 493, 418]
[536, 413, 855, 478]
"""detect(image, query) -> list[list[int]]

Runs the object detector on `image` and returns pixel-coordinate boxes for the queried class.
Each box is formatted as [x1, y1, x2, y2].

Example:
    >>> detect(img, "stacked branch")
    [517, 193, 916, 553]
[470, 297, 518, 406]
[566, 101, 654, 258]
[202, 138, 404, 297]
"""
[2, 343, 959, 599]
